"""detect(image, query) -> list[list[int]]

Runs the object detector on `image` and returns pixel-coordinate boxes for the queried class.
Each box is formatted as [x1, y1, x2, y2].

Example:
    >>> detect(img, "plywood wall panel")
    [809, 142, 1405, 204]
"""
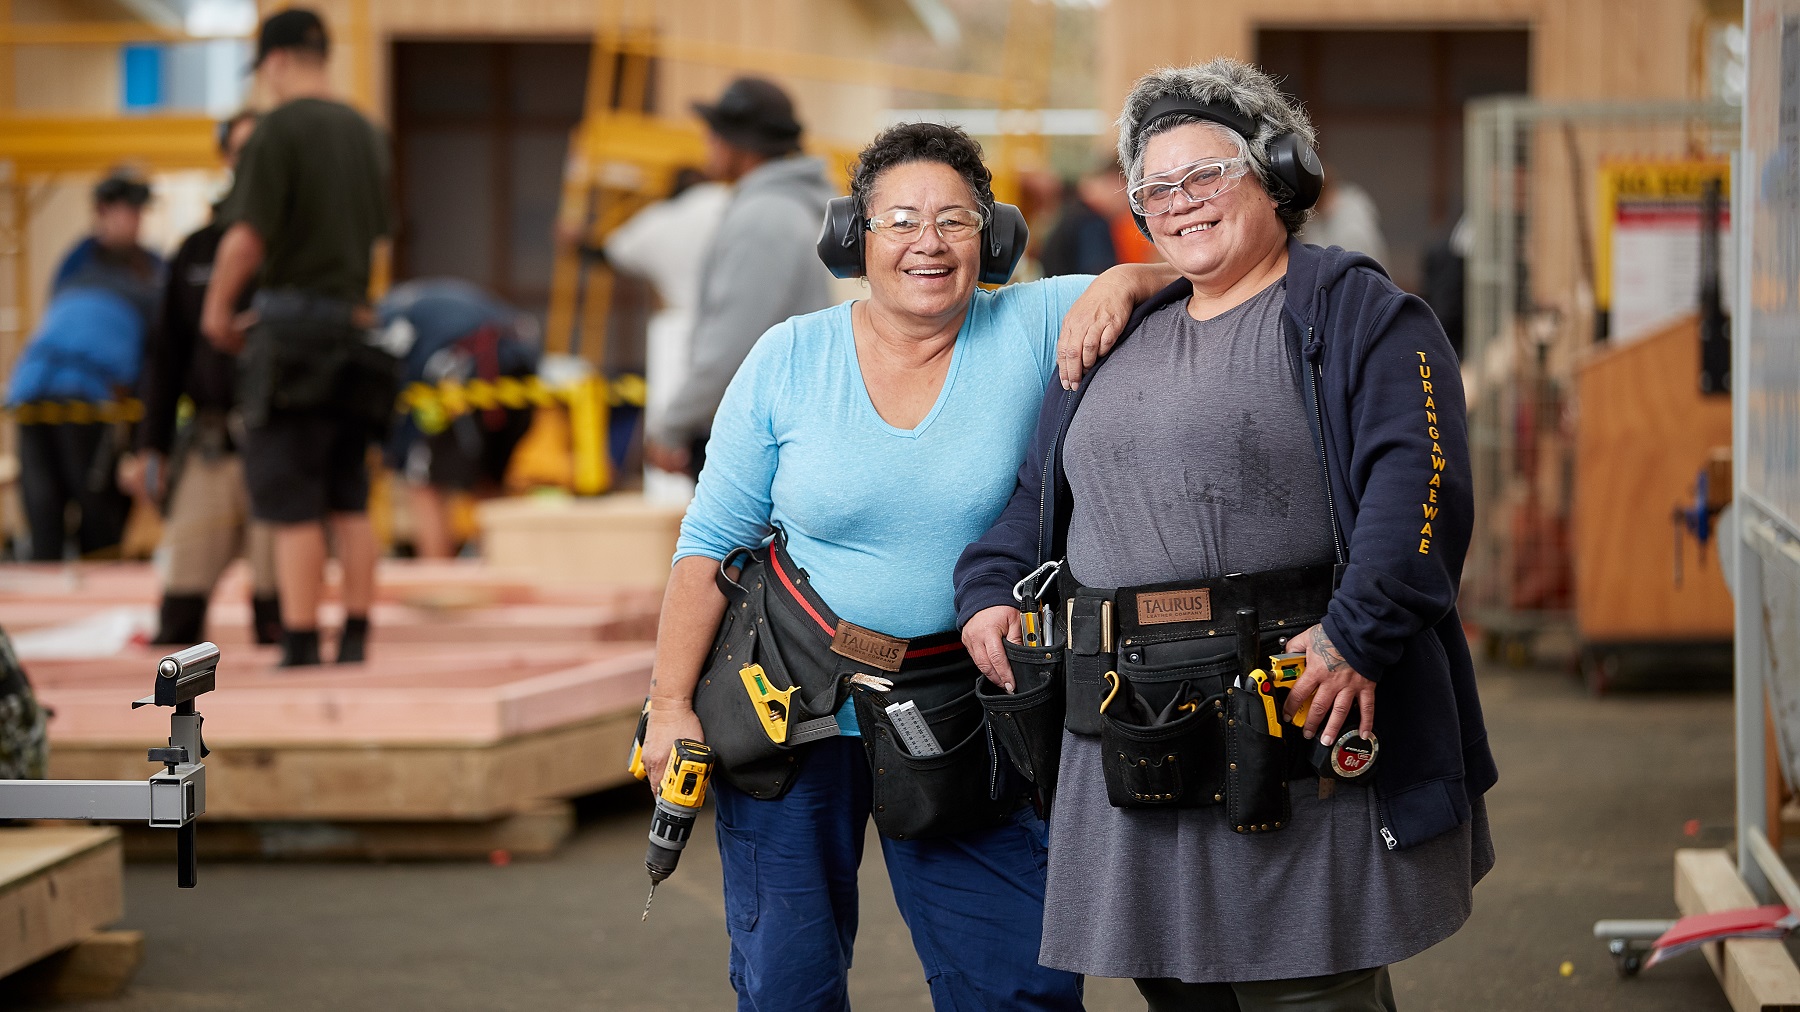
[1101, 0, 1712, 127]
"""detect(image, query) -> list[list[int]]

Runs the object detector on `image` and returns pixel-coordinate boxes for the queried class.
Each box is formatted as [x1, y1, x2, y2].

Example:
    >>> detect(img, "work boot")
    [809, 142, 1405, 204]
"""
[335, 615, 370, 665]
[151, 594, 208, 645]
[279, 628, 322, 668]
[251, 594, 283, 646]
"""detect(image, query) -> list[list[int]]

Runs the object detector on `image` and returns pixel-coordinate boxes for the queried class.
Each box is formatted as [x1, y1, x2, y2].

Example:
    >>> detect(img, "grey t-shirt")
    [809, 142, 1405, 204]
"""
[1042, 278, 1493, 983]
[1064, 280, 1334, 589]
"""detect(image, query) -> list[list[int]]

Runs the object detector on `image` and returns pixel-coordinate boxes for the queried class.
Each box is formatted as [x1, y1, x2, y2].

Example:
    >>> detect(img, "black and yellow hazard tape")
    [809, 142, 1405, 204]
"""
[10, 398, 145, 425]
[397, 374, 646, 435]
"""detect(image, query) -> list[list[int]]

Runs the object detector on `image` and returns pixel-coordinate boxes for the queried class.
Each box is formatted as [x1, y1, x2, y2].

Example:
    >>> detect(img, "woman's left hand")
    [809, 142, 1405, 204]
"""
[1281, 623, 1376, 746]
[1055, 263, 1181, 389]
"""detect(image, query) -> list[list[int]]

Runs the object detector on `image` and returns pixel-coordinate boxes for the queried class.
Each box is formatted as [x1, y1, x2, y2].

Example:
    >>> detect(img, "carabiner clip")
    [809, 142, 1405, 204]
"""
[1012, 559, 1064, 605]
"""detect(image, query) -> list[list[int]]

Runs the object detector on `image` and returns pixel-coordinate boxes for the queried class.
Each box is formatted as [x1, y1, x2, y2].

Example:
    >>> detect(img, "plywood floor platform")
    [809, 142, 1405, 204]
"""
[0, 827, 125, 980]
[1, 560, 659, 833]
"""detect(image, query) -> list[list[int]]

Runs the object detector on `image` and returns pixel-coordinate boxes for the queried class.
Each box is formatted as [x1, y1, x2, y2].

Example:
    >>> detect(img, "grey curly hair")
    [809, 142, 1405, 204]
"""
[1116, 58, 1317, 235]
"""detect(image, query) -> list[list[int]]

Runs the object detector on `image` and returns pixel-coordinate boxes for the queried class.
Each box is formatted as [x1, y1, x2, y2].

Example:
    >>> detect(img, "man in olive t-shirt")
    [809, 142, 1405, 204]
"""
[201, 7, 390, 668]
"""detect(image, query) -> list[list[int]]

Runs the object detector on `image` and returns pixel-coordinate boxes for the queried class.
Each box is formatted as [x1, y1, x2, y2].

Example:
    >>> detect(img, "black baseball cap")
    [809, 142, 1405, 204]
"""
[692, 78, 803, 157]
[254, 8, 329, 68]
[94, 171, 151, 208]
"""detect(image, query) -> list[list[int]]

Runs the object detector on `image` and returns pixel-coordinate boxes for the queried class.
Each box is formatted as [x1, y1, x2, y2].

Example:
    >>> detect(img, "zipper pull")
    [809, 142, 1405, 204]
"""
[1381, 826, 1397, 850]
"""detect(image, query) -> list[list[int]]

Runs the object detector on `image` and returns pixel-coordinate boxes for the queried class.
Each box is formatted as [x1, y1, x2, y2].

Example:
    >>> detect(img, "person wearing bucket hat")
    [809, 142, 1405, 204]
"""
[642, 77, 836, 480]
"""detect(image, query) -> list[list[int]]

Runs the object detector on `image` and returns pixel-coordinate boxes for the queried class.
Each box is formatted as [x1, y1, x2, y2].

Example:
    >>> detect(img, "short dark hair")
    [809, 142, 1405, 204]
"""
[849, 122, 994, 221]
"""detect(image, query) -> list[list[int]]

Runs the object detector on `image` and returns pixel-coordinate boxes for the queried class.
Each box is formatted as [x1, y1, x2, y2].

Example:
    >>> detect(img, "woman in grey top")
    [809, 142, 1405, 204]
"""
[956, 59, 1497, 1010]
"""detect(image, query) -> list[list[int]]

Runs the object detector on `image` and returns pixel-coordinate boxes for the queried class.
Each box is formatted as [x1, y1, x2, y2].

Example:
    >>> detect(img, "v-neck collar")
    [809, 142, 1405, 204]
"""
[844, 300, 970, 440]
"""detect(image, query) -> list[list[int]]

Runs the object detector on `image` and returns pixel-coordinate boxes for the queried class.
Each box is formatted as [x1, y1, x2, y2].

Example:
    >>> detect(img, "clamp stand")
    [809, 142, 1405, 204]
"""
[0, 642, 216, 887]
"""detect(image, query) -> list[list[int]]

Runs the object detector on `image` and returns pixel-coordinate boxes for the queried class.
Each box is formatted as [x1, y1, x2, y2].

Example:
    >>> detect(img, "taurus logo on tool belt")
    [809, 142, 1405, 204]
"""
[831, 620, 907, 672]
[1137, 588, 1212, 625]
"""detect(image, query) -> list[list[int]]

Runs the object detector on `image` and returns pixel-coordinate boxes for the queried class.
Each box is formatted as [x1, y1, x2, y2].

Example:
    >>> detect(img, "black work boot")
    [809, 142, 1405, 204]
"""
[251, 594, 283, 646]
[152, 594, 208, 645]
[335, 615, 370, 665]
[279, 628, 322, 668]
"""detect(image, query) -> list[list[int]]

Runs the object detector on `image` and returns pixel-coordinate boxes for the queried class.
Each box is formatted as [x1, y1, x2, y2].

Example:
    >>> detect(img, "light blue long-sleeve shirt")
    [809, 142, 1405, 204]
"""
[675, 277, 1093, 729]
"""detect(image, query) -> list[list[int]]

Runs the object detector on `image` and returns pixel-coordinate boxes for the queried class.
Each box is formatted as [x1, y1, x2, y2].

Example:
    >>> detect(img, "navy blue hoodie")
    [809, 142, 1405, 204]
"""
[953, 239, 1497, 850]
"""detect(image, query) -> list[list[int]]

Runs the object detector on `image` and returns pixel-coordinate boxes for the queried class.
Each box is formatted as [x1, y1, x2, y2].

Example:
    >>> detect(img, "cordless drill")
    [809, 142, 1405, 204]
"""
[639, 738, 714, 921]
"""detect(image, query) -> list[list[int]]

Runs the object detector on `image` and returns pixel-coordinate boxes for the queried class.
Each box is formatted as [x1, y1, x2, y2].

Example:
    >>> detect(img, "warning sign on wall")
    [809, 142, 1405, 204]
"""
[1596, 161, 1733, 345]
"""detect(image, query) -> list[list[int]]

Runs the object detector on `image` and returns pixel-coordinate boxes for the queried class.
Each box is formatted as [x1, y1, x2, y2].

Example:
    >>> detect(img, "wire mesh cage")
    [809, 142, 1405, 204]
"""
[1462, 98, 1739, 659]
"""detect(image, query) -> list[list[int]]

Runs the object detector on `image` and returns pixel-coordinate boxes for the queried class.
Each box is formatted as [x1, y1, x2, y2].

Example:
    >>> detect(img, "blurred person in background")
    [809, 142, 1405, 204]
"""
[379, 278, 539, 559]
[123, 111, 282, 646]
[201, 7, 392, 667]
[641, 77, 836, 480]
[8, 170, 161, 561]
[601, 166, 731, 502]
[1039, 159, 1121, 277]
[1085, 158, 1161, 267]
[957, 59, 1492, 1009]
[1421, 214, 1469, 359]
[1301, 165, 1390, 268]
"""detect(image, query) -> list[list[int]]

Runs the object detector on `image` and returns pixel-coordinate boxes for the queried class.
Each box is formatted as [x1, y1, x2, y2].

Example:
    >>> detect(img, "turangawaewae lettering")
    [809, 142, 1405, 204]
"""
[1135, 588, 1213, 625]
[830, 620, 908, 672]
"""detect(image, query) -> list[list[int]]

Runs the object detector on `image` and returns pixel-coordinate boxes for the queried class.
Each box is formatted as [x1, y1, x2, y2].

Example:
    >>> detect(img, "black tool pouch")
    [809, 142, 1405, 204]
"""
[1223, 686, 1292, 834]
[856, 681, 1019, 841]
[1096, 665, 1225, 809]
[1064, 589, 1113, 736]
[977, 641, 1065, 797]
[691, 543, 847, 801]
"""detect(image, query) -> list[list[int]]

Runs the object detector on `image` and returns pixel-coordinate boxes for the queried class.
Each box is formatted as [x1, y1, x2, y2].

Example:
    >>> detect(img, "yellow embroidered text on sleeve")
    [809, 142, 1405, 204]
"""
[1417, 351, 1441, 555]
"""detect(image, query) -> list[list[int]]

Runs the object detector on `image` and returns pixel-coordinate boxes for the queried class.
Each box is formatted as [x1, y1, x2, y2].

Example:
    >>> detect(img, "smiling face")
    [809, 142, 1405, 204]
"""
[862, 160, 984, 327]
[1139, 122, 1289, 290]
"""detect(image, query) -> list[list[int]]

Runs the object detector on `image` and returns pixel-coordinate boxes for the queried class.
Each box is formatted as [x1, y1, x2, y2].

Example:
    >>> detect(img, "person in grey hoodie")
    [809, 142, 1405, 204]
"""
[644, 77, 838, 479]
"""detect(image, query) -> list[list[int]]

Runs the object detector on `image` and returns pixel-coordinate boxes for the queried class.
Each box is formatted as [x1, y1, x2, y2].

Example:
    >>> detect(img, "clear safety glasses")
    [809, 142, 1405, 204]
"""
[865, 207, 988, 244]
[1127, 157, 1251, 217]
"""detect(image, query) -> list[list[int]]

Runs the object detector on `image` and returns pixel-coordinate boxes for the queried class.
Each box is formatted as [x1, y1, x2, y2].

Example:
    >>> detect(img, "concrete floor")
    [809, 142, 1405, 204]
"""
[10, 662, 1749, 1011]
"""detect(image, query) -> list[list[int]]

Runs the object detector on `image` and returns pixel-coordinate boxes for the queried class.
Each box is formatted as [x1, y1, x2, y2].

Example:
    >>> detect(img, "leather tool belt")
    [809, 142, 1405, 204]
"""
[693, 531, 1028, 838]
[987, 562, 1341, 833]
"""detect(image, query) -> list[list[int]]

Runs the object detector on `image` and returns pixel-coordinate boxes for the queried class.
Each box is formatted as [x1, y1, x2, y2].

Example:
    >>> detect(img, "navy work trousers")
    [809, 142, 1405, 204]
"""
[711, 735, 1083, 1011]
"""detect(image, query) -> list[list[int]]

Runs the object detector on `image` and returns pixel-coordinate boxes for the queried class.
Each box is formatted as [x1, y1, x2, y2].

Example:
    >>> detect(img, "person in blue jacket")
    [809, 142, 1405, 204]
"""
[955, 59, 1497, 1009]
[9, 171, 162, 560]
[378, 278, 539, 558]
[640, 121, 1175, 1010]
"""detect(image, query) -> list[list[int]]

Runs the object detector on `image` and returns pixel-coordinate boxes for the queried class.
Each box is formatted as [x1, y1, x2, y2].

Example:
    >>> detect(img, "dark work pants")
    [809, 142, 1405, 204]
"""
[711, 736, 1083, 1012]
[1136, 966, 1398, 1011]
[17, 422, 128, 561]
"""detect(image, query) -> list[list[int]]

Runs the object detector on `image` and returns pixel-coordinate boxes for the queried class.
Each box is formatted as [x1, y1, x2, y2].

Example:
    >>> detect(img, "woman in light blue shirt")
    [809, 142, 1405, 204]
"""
[642, 123, 1172, 1010]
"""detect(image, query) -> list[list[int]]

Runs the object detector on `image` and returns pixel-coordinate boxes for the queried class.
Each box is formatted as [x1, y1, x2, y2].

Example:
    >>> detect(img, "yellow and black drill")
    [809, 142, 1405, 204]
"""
[634, 735, 714, 921]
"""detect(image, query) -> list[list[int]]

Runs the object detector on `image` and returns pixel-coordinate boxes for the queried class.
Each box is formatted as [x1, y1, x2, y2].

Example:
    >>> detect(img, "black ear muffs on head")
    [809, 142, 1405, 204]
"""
[1128, 95, 1324, 237]
[815, 195, 1029, 285]
[817, 195, 864, 279]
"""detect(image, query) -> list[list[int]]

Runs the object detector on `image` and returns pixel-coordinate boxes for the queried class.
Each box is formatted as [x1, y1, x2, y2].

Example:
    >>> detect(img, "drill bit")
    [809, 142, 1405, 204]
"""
[642, 882, 658, 921]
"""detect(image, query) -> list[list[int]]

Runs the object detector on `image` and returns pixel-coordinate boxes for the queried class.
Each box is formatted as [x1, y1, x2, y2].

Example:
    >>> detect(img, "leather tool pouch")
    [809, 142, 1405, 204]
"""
[691, 538, 849, 801]
[978, 641, 1066, 798]
[241, 292, 396, 430]
[856, 674, 1021, 841]
[1098, 680, 1224, 809]
[1224, 685, 1292, 834]
[1064, 589, 1113, 736]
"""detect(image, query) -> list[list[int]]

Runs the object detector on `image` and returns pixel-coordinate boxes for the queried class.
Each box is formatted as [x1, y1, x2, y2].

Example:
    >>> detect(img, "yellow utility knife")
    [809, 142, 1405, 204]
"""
[1247, 669, 1283, 737]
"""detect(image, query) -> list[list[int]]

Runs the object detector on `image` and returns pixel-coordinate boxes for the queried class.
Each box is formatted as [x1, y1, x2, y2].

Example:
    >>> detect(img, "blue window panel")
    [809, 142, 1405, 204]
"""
[122, 45, 165, 110]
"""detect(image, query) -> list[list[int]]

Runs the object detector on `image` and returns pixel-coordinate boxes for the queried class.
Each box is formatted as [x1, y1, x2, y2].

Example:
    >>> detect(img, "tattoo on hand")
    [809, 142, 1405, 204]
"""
[1313, 627, 1348, 673]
